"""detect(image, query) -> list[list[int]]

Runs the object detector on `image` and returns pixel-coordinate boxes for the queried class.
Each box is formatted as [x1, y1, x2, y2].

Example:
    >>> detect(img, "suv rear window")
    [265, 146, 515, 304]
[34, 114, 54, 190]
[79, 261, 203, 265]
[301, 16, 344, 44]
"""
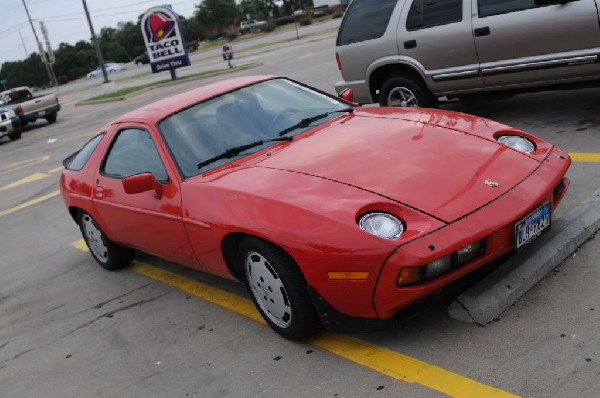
[336, 0, 398, 46]
[406, 0, 462, 30]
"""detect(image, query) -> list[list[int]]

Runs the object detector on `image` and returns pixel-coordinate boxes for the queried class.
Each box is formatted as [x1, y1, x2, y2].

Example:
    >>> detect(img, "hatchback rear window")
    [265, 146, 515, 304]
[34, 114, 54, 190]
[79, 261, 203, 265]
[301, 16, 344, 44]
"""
[336, 0, 398, 46]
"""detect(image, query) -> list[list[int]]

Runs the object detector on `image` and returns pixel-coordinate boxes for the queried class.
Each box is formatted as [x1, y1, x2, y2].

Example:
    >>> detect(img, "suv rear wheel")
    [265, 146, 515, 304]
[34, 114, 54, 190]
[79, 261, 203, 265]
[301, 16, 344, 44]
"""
[380, 76, 437, 108]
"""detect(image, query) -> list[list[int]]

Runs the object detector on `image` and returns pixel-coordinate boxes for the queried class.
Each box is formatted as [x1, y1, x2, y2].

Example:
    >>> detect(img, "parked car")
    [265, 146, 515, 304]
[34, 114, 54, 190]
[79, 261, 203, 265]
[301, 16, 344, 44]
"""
[60, 76, 570, 340]
[335, 0, 600, 107]
[0, 86, 60, 130]
[87, 63, 126, 78]
[0, 107, 19, 140]
[134, 52, 149, 66]
[240, 19, 267, 29]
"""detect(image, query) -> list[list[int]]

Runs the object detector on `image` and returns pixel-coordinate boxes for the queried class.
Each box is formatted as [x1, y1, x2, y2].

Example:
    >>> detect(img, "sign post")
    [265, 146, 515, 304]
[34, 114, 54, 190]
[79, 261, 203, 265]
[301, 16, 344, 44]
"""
[222, 44, 233, 68]
[141, 6, 190, 80]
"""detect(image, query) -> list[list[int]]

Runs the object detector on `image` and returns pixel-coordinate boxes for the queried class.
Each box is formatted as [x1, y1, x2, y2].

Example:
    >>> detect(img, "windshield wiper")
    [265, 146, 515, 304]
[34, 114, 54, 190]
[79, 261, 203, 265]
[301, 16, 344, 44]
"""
[197, 136, 293, 169]
[278, 108, 354, 136]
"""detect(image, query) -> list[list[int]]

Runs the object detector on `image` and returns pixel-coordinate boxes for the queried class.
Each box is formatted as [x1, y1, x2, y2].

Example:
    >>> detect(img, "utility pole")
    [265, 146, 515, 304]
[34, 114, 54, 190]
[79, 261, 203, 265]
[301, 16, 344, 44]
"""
[21, 0, 54, 86]
[81, 0, 109, 83]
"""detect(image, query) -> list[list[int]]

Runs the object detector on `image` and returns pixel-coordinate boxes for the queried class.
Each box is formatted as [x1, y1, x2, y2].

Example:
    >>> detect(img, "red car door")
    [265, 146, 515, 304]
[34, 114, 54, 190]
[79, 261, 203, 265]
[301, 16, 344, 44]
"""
[92, 123, 198, 267]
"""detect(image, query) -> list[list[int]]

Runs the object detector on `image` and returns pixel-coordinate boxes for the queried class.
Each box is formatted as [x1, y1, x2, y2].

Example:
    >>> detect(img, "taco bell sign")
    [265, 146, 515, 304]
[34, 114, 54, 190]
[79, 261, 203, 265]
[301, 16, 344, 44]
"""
[141, 5, 190, 74]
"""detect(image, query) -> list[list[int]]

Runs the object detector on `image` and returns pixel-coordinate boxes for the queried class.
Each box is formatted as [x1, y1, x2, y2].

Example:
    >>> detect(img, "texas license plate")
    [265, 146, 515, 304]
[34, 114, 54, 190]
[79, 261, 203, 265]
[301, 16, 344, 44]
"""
[515, 202, 551, 250]
[38, 110, 46, 116]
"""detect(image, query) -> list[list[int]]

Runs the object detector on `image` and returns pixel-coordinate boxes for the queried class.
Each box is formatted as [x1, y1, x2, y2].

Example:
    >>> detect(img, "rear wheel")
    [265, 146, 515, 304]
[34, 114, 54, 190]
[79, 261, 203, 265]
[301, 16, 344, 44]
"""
[239, 237, 321, 340]
[379, 75, 437, 108]
[46, 114, 57, 124]
[79, 210, 134, 271]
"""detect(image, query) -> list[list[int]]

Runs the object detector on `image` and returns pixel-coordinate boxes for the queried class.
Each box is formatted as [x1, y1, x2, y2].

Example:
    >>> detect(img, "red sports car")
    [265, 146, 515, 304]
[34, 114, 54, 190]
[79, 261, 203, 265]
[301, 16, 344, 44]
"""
[60, 76, 570, 340]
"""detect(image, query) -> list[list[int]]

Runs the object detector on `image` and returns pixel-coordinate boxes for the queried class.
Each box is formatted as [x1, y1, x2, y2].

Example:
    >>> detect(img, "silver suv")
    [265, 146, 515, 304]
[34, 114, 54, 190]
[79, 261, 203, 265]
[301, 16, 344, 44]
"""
[334, 0, 600, 107]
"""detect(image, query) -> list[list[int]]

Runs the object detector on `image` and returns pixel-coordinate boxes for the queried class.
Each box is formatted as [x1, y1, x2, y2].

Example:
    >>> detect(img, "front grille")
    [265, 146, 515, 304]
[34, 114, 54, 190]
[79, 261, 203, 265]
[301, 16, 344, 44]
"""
[0, 113, 6, 121]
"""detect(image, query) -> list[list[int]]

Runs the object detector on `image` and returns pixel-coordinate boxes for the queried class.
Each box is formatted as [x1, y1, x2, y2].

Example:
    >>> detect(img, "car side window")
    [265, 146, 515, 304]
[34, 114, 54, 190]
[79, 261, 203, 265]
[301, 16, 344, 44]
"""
[478, 0, 547, 17]
[406, 0, 462, 31]
[102, 128, 168, 182]
[336, 0, 398, 46]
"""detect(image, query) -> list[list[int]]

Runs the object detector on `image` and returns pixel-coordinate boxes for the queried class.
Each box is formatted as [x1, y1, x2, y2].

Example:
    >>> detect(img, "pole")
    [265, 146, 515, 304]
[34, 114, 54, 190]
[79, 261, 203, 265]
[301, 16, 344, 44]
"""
[21, 0, 53, 86]
[81, 0, 110, 83]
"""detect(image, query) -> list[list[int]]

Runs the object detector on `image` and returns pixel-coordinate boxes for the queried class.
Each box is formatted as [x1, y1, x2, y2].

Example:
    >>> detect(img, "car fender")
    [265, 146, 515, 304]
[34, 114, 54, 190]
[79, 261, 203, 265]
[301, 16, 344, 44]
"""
[180, 165, 443, 318]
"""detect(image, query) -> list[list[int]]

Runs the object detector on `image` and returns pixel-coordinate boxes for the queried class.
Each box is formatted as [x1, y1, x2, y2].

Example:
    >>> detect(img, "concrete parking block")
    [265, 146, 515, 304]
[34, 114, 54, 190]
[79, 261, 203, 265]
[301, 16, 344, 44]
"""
[448, 186, 600, 325]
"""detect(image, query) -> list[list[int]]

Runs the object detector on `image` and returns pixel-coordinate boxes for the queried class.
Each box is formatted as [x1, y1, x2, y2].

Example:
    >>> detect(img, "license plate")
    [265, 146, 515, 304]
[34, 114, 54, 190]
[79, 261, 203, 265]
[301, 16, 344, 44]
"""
[515, 202, 551, 250]
[38, 110, 46, 116]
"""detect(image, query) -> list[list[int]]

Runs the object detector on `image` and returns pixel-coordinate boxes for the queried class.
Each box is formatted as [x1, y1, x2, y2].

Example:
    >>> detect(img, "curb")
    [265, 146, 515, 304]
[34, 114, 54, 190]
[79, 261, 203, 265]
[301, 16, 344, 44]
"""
[75, 63, 260, 106]
[447, 186, 600, 325]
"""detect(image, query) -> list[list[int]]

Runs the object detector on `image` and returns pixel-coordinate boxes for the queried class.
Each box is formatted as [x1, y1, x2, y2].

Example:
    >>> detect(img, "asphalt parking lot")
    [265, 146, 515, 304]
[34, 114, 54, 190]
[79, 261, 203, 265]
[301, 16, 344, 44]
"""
[1, 30, 599, 397]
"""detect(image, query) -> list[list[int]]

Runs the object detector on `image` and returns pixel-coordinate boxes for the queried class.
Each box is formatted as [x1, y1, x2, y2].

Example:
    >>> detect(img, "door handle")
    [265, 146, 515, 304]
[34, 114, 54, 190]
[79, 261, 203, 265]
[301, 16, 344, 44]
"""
[474, 27, 490, 37]
[404, 40, 417, 49]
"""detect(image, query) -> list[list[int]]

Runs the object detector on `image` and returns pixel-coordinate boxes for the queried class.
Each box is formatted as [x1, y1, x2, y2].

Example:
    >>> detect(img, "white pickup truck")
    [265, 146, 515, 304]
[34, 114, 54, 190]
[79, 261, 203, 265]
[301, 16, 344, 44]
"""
[0, 87, 61, 131]
[0, 107, 19, 140]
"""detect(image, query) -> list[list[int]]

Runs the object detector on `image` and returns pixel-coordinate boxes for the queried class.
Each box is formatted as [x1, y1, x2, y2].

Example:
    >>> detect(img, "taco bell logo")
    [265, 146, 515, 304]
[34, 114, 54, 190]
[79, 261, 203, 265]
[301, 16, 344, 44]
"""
[147, 12, 175, 42]
[141, 5, 190, 74]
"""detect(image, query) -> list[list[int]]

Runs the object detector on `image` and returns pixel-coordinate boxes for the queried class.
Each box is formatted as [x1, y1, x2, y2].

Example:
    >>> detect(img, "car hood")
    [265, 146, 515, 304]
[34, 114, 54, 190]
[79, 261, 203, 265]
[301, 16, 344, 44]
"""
[256, 109, 541, 223]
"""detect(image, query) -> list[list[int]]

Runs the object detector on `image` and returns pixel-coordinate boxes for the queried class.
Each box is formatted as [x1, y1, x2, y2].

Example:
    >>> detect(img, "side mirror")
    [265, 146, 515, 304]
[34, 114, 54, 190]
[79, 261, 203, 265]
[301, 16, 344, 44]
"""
[122, 172, 163, 199]
[338, 88, 354, 104]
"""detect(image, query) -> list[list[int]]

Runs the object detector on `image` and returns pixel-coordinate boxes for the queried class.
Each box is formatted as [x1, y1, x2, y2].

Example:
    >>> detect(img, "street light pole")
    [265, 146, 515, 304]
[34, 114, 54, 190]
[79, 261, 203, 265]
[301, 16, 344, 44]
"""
[81, 0, 110, 83]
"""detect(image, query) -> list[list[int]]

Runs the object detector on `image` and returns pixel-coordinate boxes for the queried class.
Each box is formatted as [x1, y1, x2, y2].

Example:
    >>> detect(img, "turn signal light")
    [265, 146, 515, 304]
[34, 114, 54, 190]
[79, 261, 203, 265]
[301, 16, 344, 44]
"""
[397, 267, 422, 286]
[328, 271, 370, 280]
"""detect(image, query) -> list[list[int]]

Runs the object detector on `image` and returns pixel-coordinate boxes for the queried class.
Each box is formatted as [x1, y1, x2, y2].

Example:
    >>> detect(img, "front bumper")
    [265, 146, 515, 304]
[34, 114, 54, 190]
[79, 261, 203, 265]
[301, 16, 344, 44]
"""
[373, 148, 570, 319]
[0, 116, 15, 136]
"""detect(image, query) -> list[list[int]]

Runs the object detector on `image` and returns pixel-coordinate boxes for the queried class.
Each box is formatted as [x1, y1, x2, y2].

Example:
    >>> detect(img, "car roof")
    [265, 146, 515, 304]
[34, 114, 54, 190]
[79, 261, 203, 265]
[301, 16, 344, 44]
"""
[110, 75, 276, 126]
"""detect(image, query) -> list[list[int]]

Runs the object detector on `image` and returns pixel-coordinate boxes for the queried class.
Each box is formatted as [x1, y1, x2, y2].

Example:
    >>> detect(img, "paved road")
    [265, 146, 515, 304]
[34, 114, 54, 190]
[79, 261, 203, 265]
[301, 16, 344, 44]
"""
[1, 32, 599, 398]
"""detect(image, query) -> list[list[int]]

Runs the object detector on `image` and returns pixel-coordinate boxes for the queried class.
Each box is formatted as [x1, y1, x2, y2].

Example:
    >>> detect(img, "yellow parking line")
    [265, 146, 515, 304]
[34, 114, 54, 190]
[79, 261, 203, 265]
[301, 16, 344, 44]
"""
[0, 190, 61, 218]
[569, 153, 600, 162]
[0, 155, 50, 174]
[0, 172, 50, 192]
[48, 166, 64, 173]
[72, 239, 519, 398]
[0, 166, 62, 192]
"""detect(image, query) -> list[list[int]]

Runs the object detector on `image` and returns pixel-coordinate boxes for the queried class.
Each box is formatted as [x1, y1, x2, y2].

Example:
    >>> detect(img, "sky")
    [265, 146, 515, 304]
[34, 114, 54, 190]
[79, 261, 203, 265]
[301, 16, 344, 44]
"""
[1, 0, 199, 66]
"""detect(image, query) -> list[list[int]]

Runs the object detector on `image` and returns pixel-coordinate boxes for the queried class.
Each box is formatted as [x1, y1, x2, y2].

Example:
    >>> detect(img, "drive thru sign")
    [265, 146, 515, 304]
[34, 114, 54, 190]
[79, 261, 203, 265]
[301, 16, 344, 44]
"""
[141, 5, 190, 75]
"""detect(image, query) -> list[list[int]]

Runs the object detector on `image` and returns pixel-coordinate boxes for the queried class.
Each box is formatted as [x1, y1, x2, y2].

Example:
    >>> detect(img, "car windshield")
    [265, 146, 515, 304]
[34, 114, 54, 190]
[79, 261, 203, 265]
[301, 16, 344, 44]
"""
[158, 78, 353, 178]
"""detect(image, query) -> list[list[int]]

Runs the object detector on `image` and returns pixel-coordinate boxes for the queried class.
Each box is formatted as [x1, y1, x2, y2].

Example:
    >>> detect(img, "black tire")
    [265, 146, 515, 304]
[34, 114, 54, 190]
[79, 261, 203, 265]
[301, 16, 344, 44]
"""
[78, 210, 134, 271]
[8, 130, 21, 140]
[238, 237, 321, 340]
[379, 75, 437, 108]
[46, 114, 57, 124]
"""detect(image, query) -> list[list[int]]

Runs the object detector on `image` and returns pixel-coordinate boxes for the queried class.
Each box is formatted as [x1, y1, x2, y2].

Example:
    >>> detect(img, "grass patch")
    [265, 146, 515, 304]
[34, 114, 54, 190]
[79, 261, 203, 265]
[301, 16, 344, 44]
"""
[85, 64, 250, 101]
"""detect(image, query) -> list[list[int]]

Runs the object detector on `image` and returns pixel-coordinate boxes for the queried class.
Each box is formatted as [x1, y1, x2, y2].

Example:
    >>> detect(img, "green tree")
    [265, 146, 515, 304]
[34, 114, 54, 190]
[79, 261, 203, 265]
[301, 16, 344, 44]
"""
[195, 0, 239, 34]
[0, 53, 48, 89]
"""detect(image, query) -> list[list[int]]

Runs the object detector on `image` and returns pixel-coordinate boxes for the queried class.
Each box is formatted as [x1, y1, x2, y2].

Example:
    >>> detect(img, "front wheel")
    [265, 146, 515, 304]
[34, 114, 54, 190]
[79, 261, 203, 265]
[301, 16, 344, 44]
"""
[79, 211, 134, 271]
[239, 237, 321, 340]
[379, 75, 437, 108]
[8, 130, 21, 140]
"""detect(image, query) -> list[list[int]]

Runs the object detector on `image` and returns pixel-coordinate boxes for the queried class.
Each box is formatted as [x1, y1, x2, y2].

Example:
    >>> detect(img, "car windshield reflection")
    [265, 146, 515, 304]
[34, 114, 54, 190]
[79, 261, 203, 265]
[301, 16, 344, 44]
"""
[158, 78, 353, 178]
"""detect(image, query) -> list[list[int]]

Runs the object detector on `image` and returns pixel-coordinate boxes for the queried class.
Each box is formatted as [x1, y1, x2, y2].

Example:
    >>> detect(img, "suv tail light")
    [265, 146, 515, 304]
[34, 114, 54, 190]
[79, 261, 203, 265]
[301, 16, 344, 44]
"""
[16, 105, 23, 115]
[336, 52, 342, 71]
[55, 95, 59, 103]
